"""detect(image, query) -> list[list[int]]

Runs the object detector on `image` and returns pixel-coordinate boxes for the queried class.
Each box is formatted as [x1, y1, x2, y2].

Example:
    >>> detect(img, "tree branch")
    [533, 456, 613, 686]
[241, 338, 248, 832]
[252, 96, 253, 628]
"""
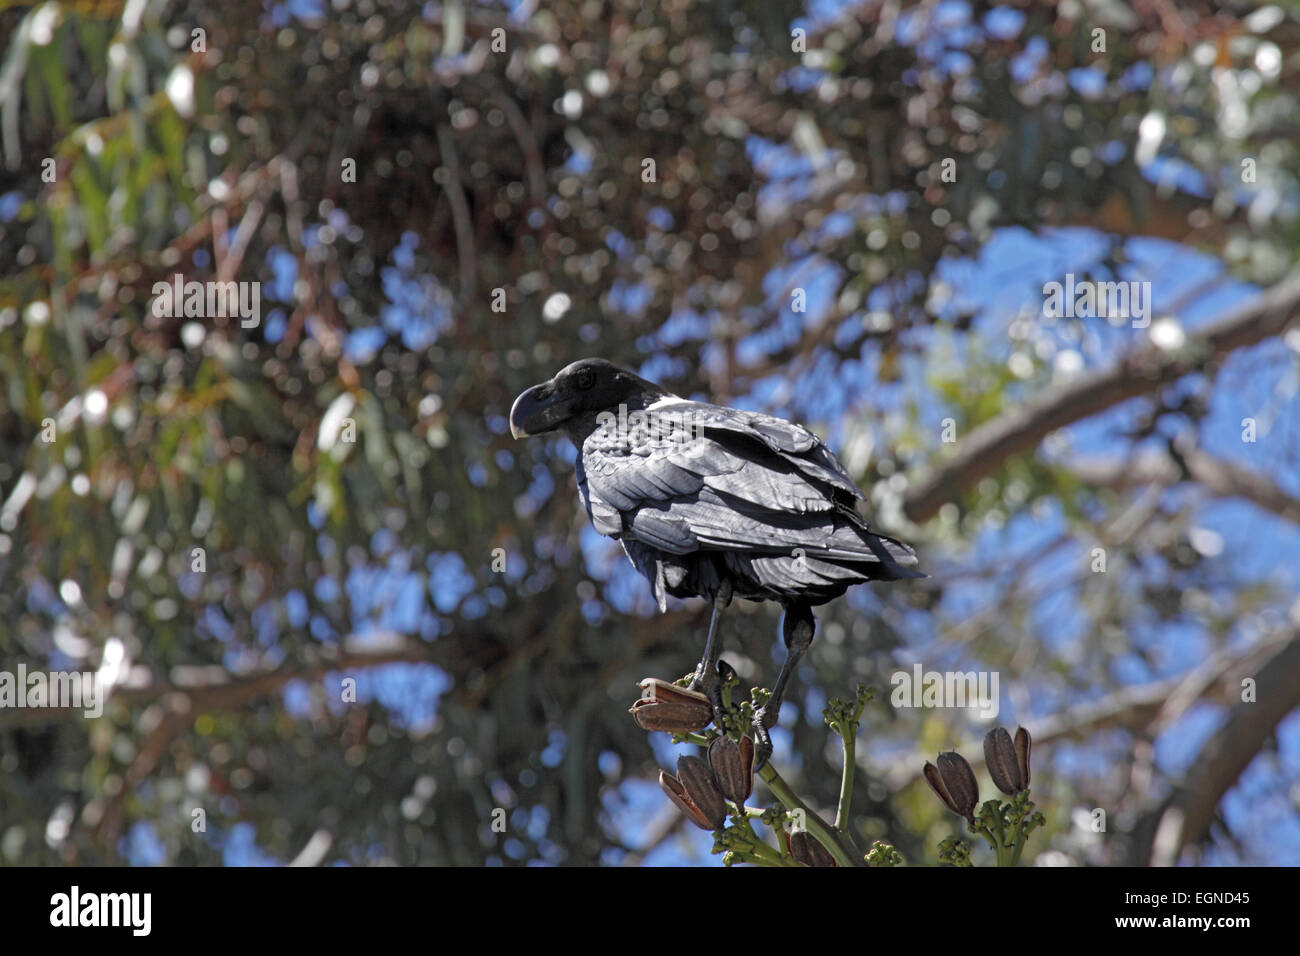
[1127, 628, 1300, 865]
[1065, 445, 1300, 525]
[0, 632, 432, 729]
[882, 627, 1297, 791]
[902, 270, 1300, 524]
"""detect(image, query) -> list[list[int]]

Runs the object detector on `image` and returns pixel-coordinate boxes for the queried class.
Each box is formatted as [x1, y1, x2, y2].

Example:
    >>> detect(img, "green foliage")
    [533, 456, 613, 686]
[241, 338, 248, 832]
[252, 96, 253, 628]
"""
[0, 0, 1296, 866]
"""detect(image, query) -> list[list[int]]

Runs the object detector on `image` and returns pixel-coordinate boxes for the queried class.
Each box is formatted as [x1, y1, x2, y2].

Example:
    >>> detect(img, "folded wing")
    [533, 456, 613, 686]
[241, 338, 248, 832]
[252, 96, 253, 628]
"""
[577, 401, 920, 583]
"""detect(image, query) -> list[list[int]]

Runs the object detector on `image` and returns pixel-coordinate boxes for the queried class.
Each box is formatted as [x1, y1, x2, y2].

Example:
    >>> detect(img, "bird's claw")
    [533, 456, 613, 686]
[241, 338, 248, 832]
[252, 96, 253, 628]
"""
[685, 662, 711, 696]
[687, 665, 728, 734]
[708, 689, 727, 735]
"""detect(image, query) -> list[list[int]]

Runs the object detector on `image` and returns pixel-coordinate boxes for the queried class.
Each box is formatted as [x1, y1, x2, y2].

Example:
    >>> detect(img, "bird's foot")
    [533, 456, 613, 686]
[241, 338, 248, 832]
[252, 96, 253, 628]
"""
[751, 706, 776, 770]
[687, 662, 727, 733]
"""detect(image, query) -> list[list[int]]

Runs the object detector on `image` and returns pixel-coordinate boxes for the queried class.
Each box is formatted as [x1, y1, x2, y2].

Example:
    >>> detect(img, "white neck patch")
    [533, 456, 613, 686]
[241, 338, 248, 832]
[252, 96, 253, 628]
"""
[645, 394, 688, 410]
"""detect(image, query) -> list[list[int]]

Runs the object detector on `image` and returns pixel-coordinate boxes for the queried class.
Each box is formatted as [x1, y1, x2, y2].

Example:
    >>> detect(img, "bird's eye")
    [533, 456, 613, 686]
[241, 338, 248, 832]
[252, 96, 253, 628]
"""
[574, 369, 595, 390]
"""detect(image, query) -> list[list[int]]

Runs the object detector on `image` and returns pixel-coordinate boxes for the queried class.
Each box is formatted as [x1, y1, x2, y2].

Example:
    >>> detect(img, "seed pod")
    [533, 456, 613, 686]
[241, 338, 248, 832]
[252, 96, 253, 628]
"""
[629, 678, 713, 733]
[675, 755, 728, 830]
[923, 762, 957, 816]
[659, 770, 717, 831]
[1015, 726, 1031, 790]
[984, 727, 1027, 795]
[924, 751, 979, 822]
[676, 755, 728, 830]
[789, 829, 836, 867]
[708, 735, 754, 804]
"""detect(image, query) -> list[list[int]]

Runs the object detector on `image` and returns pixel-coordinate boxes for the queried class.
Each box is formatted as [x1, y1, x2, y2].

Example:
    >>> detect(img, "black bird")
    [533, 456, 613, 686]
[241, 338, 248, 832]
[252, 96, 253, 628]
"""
[510, 358, 921, 765]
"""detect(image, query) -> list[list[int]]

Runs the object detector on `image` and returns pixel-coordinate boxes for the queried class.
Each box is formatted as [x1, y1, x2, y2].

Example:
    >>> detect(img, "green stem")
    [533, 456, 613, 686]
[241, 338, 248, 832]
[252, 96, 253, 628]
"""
[1008, 794, 1037, 865]
[994, 810, 1013, 867]
[1008, 816, 1030, 866]
[834, 723, 856, 832]
[759, 763, 861, 867]
[728, 809, 793, 867]
[746, 839, 791, 867]
[972, 823, 1004, 867]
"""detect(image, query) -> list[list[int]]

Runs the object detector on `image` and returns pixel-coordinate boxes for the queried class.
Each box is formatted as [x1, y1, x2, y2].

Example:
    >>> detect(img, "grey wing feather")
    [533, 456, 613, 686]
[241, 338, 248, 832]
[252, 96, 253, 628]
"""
[580, 401, 915, 573]
[695, 405, 865, 501]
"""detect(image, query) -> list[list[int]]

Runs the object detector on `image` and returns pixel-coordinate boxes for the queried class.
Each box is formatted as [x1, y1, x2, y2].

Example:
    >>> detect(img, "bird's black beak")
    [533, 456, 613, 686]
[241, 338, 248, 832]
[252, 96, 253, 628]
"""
[509, 381, 575, 439]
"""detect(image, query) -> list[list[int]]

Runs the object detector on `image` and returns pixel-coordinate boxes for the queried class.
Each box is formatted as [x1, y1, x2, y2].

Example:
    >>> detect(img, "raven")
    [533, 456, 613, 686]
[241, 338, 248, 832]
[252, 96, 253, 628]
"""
[510, 358, 921, 765]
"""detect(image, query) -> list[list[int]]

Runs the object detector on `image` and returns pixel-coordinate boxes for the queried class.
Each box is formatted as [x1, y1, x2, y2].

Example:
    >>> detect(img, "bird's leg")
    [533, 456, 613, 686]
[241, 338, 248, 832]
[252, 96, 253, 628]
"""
[687, 579, 732, 731]
[752, 601, 815, 769]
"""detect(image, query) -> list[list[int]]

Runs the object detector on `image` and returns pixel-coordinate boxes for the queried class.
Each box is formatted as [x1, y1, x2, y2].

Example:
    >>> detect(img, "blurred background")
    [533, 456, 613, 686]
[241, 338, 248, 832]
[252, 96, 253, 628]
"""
[1, 0, 1299, 866]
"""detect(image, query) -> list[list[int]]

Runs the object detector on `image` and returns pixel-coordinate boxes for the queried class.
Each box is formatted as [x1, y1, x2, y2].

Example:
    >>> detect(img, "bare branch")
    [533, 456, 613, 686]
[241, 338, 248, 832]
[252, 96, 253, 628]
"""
[881, 627, 1297, 791]
[436, 124, 478, 308]
[1128, 628, 1300, 865]
[0, 632, 432, 730]
[903, 270, 1300, 523]
[1067, 447, 1300, 524]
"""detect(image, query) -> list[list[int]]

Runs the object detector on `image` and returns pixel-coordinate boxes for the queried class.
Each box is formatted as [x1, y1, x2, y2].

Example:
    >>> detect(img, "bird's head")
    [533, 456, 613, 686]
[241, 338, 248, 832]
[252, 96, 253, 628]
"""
[509, 358, 671, 441]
